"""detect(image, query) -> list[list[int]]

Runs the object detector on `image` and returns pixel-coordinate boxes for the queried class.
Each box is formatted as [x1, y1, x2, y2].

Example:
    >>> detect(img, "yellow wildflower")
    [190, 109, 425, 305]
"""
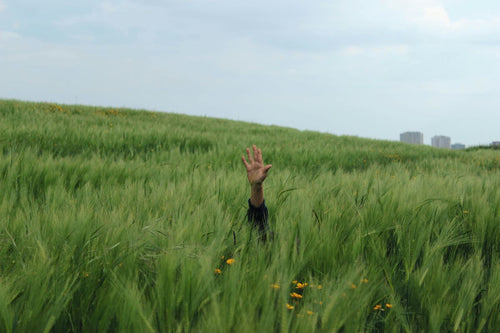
[286, 303, 294, 310]
[317, 284, 323, 290]
[226, 258, 235, 265]
[290, 292, 303, 299]
[350, 283, 357, 289]
[307, 310, 314, 315]
[270, 284, 280, 290]
[386, 303, 393, 308]
[373, 304, 382, 310]
[214, 268, 222, 274]
[296, 282, 308, 289]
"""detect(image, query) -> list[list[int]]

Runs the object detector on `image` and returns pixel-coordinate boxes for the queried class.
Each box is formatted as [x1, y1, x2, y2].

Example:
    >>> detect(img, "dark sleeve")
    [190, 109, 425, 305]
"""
[247, 199, 269, 233]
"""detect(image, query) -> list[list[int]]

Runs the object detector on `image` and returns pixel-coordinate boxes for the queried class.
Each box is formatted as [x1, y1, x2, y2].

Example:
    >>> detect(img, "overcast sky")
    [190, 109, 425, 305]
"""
[1, 0, 500, 146]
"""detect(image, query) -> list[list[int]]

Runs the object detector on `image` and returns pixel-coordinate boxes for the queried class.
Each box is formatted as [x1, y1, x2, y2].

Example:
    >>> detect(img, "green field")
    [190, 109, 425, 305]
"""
[0, 99, 499, 332]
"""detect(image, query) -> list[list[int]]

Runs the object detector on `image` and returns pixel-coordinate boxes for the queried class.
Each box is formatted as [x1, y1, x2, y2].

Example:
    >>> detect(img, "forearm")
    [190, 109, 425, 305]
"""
[250, 183, 264, 207]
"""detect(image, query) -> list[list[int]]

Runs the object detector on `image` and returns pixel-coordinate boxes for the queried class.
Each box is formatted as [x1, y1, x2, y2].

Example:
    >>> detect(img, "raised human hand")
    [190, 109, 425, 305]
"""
[241, 145, 272, 186]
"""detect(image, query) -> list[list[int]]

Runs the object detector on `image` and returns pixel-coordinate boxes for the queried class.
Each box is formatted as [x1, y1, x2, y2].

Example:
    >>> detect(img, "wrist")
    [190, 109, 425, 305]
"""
[250, 182, 263, 190]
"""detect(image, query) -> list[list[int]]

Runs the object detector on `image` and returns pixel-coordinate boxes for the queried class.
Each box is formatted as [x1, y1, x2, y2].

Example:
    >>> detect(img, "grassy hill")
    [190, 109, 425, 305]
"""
[1, 99, 499, 332]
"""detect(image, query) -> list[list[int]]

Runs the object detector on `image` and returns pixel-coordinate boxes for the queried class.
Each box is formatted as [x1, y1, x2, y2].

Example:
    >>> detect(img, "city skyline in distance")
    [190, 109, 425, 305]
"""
[399, 131, 498, 149]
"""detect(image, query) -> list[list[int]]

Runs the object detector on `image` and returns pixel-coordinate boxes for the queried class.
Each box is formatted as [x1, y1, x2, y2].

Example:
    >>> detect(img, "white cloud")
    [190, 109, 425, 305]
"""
[418, 5, 452, 28]
[343, 46, 364, 56]
[342, 44, 408, 56]
[0, 30, 21, 48]
[384, 0, 452, 29]
[0, 30, 82, 67]
[415, 5, 500, 34]
[422, 78, 499, 95]
[0, 30, 19, 40]
[386, 0, 500, 37]
[373, 44, 409, 55]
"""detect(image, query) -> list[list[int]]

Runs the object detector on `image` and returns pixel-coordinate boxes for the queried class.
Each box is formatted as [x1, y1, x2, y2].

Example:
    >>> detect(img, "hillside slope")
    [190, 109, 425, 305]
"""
[1, 99, 499, 332]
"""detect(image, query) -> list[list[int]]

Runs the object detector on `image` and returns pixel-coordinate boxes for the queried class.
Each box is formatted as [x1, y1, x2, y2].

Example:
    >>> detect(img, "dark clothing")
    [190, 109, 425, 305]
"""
[247, 200, 269, 241]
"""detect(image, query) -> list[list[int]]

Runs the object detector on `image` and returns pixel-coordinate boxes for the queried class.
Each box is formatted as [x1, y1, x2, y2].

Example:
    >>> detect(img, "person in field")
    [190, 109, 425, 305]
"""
[241, 145, 272, 240]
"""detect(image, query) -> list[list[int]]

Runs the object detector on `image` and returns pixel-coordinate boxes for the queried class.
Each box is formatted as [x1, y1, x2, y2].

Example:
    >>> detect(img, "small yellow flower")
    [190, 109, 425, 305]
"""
[270, 284, 280, 290]
[226, 258, 235, 265]
[317, 284, 323, 290]
[463, 210, 469, 214]
[83, 272, 89, 278]
[373, 304, 382, 310]
[214, 268, 222, 274]
[307, 310, 314, 315]
[296, 282, 308, 289]
[292, 280, 298, 284]
[286, 303, 294, 310]
[350, 283, 357, 289]
[290, 292, 303, 299]
[385, 303, 393, 308]
[361, 278, 368, 283]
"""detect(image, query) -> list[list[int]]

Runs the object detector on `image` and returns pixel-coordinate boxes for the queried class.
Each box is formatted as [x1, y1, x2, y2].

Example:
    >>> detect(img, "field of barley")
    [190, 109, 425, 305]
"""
[0, 99, 499, 332]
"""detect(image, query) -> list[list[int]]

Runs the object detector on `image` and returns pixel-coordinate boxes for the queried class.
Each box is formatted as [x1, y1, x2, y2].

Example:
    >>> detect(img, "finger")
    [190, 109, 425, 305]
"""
[264, 164, 272, 174]
[256, 148, 263, 163]
[241, 156, 249, 169]
[246, 148, 253, 163]
[252, 145, 258, 161]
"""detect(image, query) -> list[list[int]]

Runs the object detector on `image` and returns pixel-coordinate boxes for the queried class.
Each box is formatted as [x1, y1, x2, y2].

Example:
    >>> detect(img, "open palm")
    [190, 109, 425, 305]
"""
[241, 145, 272, 185]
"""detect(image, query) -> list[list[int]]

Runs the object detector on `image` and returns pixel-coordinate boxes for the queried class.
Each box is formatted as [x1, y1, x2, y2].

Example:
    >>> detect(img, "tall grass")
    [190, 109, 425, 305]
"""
[0, 99, 499, 332]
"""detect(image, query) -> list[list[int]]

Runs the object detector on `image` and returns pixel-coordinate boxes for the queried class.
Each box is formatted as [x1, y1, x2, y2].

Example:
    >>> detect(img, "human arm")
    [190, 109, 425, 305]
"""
[241, 145, 272, 207]
[242, 145, 272, 238]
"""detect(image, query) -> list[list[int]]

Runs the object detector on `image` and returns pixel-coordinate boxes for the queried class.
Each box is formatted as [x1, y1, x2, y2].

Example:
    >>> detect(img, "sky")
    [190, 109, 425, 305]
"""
[1, 0, 500, 146]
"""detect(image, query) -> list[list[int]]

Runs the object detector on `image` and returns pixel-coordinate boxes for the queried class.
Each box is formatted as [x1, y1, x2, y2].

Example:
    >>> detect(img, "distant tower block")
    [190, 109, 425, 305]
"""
[400, 132, 424, 145]
[432, 135, 451, 149]
[451, 143, 466, 150]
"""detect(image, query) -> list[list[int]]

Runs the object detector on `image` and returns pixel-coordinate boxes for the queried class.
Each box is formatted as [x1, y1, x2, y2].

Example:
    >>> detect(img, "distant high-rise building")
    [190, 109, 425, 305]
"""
[451, 143, 466, 150]
[400, 132, 424, 145]
[432, 135, 451, 149]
